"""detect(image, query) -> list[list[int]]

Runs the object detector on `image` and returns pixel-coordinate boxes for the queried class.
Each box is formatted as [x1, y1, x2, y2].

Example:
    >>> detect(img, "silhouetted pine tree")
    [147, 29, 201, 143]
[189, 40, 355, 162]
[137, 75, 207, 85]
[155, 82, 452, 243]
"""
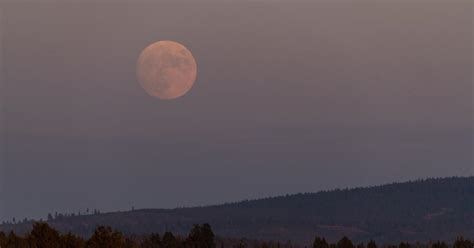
[186, 224, 215, 248]
[28, 222, 61, 248]
[367, 240, 377, 248]
[313, 237, 329, 248]
[6, 231, 28, 248]
[142, 233, 162, 248]
[337, 237, 354, 248]
[162, 232, 180, 248]
[453, 237, 473, 248]
[86, 226, 125, 248]
[125, 237, 141, 248]
[0, 231, 6, 247]
[432, 241, 448, 248]
[60, 232, 85, 248]
[399, 242, 411, 248]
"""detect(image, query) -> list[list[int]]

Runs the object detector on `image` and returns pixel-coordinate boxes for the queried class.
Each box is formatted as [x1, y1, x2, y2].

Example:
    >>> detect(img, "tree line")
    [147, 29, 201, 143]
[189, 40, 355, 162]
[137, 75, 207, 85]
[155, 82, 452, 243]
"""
[0, 222, 214, 248]
[0, 222, 472, 248]
[311, 237, 472, 248]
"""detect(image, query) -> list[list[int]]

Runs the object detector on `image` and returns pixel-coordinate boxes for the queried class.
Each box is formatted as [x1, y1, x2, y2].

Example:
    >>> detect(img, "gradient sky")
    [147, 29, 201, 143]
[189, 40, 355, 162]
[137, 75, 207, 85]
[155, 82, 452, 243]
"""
[0, 1, 472, 222]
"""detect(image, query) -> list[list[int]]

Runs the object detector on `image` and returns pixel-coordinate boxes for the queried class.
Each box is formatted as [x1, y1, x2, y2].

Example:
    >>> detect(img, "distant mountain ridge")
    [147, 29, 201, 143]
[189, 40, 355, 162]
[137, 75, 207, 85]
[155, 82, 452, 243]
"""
[2, 177, 473, 244]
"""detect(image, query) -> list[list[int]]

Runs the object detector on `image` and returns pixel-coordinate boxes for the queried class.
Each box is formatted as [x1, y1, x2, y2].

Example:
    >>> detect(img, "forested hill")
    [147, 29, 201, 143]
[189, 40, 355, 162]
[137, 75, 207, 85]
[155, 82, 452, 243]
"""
[2, 177, 473, 244]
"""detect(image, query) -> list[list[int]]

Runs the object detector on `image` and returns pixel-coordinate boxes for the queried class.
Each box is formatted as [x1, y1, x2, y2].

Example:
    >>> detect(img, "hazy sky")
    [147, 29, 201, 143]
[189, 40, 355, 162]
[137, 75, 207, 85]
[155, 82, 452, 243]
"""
[0, 1, 472, 221]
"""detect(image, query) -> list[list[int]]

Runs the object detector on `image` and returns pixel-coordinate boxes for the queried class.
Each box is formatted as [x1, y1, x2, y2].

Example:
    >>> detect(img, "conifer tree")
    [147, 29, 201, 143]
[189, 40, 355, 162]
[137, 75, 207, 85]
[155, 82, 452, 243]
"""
[86, 226, 125, 248]
[28, 222, 61, 248]
[337, 237, 354, 248]
[313, 236, 329, 248]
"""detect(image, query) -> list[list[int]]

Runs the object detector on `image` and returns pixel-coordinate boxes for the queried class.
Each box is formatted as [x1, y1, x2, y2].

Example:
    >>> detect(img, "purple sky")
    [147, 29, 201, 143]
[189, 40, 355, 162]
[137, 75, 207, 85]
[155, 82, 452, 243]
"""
[0, 1, 472, 221]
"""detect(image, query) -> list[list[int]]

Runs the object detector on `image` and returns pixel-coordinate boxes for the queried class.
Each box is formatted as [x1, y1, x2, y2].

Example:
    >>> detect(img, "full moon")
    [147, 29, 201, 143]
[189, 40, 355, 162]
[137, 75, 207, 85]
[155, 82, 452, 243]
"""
[136, 40, 197, 99]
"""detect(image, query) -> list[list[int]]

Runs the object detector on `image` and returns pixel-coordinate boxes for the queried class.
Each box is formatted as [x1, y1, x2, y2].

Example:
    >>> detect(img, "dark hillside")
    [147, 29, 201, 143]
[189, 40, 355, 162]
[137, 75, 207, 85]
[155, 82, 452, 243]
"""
[2, 177, 473, 244]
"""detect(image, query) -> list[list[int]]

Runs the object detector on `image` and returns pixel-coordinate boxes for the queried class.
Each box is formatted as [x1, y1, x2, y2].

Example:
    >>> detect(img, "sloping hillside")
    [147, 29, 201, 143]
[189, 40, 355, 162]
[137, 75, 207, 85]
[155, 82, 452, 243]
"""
[2, 177, 473, 243]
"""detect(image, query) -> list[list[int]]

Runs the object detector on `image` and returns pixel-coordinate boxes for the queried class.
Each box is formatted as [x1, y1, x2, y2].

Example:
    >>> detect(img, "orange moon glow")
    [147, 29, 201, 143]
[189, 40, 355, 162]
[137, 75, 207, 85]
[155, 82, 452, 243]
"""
[136, 41, 197, 99]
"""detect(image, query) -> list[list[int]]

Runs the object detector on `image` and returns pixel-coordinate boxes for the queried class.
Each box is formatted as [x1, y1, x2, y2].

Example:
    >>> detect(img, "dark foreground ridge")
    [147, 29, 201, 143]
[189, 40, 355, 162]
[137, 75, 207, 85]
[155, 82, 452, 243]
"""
[1, 222, 473, 248]
[1, 177, 473, 244]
